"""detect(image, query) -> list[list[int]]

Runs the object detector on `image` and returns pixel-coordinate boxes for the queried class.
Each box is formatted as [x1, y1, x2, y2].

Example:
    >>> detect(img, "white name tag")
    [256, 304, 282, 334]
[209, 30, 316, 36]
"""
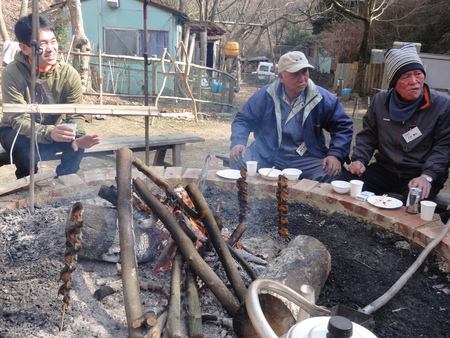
[402, 126, 422, 143]
[296, 142, 307, 156]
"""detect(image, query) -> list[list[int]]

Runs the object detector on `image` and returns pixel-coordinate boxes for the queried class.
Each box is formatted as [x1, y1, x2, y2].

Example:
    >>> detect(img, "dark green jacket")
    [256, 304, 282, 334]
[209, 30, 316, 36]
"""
[1, 51, 85, 143]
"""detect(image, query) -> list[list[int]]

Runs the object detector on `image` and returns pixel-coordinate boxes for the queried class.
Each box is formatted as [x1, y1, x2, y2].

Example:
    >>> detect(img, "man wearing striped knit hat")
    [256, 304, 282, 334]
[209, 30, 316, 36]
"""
[342, 44, 450, 203]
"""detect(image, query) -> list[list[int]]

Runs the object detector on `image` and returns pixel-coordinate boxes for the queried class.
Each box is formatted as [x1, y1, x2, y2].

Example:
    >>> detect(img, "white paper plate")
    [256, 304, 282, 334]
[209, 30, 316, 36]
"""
[258, 168, 283, 181]
[216, 169, 241, 180]
[367, 195, 403, 209]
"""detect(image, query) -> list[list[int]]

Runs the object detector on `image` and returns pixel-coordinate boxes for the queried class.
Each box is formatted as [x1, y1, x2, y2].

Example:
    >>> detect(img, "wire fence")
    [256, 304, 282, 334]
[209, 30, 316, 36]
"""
[66, 51, 237, 114]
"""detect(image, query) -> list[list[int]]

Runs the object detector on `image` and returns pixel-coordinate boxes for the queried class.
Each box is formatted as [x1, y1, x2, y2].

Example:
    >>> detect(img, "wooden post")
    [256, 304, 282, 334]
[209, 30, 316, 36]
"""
[197, 61, 204, 113]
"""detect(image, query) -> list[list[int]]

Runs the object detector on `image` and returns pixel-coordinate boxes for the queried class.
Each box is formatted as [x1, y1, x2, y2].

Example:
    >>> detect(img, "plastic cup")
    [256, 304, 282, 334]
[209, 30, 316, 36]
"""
[246, 161, 258, 177]
[64, 123, 77, 132]
[420, 201, 437, 221]
[350, 179, 364, 197]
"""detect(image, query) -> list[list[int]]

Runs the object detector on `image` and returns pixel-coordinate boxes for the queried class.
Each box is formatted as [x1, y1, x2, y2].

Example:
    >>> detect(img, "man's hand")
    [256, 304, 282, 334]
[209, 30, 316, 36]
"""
[347, 160, 366, 176]
[408, 176, 432, 199]
[322, 155, 341, 177]
[230, 144, 246, 163]
[71, 134, 100, 152]
[50, 124, 77, 142]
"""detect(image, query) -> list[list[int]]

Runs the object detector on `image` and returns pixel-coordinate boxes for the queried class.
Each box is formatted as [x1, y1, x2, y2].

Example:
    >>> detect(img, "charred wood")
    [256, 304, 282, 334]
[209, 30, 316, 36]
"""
[98, 184, 154, 214]
[117, 148, 145, 337]
[132, 158, 199, 220]
[202, 314, 234, 330]
[133, 178, 240, 316]
[186, 268, 204, 338]
[144, 310, 168, 338]
[174, 210, 198, 243]
[93, 285, 115, 301]
[226, 222, 248, 247]
[58, 202, 84, 331]
[133, 311, 158, 329]
[226, 243, 258, 281]
[213, 204, 223, 231]
[152, 237, 177, 272]
[185, 183, 247, 303]
[140, 279, 167, 296]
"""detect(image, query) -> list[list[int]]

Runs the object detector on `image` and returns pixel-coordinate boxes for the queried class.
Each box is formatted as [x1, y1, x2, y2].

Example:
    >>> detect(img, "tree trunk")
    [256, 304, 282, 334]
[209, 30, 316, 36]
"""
[67, 0, 92, 91]
[19, 0, 28, 18]
[0, 0, 10, 41]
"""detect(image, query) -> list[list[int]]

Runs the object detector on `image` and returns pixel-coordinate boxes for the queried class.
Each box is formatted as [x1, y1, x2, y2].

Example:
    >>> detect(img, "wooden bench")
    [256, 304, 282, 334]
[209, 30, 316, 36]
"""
[0, 134, 205, 167]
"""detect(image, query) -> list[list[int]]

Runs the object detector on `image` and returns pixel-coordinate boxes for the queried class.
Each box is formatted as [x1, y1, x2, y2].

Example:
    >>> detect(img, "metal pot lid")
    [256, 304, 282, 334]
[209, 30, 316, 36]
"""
[286, 316, 377, 338]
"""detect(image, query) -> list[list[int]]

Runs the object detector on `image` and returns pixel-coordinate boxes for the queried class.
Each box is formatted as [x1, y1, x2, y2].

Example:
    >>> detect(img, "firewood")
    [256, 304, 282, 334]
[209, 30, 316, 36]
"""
[132, 311, 157, 328]
[185, 183, 247, 303]
[139, 279, 167, 296]
[213, 204, 223, 231]
[132, 158, 199, 220]
[186, 268, 203, 338]
[165, 254, 183, 338]
[133, 178, 240, 316]
[226, 222, 248, 246]
[153, 237, 177, 272]
[117, 148, 145, 337]
[144, 311, 168, 338]
[226, 242, 258, 281]
[98, 184, 154, 214]
[202, 314, 233, 330]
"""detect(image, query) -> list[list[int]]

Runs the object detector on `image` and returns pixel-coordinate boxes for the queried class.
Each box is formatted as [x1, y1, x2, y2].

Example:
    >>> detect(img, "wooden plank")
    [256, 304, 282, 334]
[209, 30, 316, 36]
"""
[0, 171, 55, 196]
[2, 103, 192, 118]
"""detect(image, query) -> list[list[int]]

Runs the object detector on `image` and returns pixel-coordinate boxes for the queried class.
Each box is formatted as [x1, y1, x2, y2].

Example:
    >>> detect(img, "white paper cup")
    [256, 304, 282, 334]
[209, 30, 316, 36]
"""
[350, 179, 364, 197]
[420, 201, 437, 221]
[64, 123, 77, 132]
[246, 161, 258, 177]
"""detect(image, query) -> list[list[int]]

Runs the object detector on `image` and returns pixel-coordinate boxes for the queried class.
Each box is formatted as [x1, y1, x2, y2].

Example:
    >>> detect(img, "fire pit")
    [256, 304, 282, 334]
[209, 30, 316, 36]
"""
[0, 159, 449, 337]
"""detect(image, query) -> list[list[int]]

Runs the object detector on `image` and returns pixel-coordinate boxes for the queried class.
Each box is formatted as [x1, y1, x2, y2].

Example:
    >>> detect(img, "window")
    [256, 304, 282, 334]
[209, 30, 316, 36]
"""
[104, 28, 168, 58]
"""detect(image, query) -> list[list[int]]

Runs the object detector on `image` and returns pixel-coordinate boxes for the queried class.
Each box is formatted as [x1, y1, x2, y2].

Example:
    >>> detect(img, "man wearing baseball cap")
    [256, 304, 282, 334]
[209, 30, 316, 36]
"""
[342, 44, 450, 202]
[229, 51, 353, 182]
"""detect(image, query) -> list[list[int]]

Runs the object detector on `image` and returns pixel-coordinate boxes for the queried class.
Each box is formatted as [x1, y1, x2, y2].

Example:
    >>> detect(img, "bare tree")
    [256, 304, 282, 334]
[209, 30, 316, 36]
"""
[19, 0, 28, 18]
[67, 0, 92, 91]
[0, 0, 10, 41]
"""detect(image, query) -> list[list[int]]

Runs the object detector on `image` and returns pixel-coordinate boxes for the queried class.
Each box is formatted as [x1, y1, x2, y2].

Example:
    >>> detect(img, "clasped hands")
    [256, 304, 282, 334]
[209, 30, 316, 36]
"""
[51, 124, 100, 151]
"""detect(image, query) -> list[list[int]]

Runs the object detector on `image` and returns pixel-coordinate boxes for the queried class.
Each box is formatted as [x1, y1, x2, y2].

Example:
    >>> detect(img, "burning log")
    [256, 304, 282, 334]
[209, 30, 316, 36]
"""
[165, 253, 183, 338]
[152, 237, 177, 272]
[58, 202, 84, 331]
[132, 311, 157, 329]
[116, 148, 145, 337]
[132, 158, 199, 220]
[276, 175, 289, 239]
[133, 178, 240, 316]
[144, 311, 168, 338]
[186, 268, 204, 338]
[226, 222, 248, 247]
[185, 183, 247, 303]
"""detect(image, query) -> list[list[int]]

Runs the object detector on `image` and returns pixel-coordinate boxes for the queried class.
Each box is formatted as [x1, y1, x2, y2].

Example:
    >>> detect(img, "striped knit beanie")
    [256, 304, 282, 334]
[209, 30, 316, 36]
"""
[384, 44, 425, 88]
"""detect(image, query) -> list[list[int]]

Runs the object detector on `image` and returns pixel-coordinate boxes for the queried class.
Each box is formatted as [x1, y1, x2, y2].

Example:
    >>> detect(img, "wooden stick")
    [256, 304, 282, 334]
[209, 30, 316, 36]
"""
[152, 237, 177, 272]
[116, 148, 145, 337]
[132, 311, 158, 328]
[226, 222, 248, 246]
[186, 268, 204, 338]
[0, 170, 54, 196]
[165, 254, 183, 338]
[185, 183, 247, 303]
[226, 242, 258, 281]
[132, 158, 199, 220]
[133, 178, 240, 316]
[144, 311, 168, 338]
[266, 166, 275, 177]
